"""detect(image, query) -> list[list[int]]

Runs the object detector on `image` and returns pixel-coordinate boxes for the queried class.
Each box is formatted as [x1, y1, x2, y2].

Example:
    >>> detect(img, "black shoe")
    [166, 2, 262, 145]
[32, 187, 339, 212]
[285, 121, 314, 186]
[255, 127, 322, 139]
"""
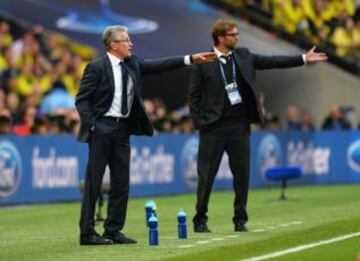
[234, 223, 248, 232]
[194, 223, 211, 233]
[80, 233, 113, 245]
[103, 231, 137, 244]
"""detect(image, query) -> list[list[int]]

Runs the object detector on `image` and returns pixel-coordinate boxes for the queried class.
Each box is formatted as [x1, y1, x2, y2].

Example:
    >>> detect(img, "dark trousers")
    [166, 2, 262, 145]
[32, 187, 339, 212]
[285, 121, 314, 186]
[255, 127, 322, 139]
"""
[79, 117, 130, 236]
[193, 123, 250, 225]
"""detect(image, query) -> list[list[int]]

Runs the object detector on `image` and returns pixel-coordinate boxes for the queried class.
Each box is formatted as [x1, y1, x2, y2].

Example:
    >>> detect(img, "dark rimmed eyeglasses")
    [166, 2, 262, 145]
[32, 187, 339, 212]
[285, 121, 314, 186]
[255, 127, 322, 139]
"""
[113, 39, 132, 43]
[224, 32, 239, 37]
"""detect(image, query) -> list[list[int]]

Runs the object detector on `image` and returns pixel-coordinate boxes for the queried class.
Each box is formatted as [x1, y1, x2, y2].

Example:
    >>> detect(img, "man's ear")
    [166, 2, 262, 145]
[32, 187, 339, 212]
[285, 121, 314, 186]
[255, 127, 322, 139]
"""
[109, 42, 116, 51]
[218, 36, 224, 44]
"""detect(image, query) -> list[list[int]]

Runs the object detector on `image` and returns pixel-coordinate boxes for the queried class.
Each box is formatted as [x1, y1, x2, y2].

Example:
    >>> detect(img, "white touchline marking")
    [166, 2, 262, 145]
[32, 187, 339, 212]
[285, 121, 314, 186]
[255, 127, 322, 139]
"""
[278, 224, 290, 227]
[252, 229, 266, 233]
[211, 238, 225, 241]
[175, 221, 304, 249]
[196, 240, 210, 244]
[240, 231, 360, 261]
[265, 226, 276, 230]
[290, 221, 302, 225]
[178, 245, 195, 248]
[251, 221, 303, 233]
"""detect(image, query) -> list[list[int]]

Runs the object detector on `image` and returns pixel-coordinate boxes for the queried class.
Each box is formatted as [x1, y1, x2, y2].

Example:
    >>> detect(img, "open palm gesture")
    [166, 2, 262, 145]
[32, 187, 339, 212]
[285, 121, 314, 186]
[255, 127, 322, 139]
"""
[305, 46, 328, 63]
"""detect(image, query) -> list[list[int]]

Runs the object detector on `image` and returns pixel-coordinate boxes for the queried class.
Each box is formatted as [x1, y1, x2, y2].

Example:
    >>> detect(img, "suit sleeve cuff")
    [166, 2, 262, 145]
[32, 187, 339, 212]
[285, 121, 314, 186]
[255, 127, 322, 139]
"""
[184, 55, 192, 65]
[302, 54, 307, 64]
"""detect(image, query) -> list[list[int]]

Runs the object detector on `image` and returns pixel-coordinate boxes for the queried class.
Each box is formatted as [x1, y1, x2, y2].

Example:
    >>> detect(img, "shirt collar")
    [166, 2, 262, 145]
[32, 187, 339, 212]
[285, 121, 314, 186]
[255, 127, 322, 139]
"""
[213, 47, 232, 58]
[107, 52, 123, 66]
[213, 47, 232, 64]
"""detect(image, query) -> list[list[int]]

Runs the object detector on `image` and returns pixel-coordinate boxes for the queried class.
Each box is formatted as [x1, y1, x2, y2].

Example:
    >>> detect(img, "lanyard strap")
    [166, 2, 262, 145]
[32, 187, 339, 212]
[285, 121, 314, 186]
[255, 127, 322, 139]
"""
[219, 58, 236, 86]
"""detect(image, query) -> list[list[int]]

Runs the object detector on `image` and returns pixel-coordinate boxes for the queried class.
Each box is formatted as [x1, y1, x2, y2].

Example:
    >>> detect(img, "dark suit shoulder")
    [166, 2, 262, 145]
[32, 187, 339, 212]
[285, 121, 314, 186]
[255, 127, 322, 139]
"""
[87, 55, 108, 68]
[234, 47, 250, 54]
[125, 54, 140, 64]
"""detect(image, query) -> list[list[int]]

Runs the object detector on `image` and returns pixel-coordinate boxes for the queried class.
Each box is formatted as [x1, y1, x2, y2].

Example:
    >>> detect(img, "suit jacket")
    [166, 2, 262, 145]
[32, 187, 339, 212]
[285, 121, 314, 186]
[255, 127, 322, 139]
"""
[76, 54, 185, 142]
[188, 47, 304, 129]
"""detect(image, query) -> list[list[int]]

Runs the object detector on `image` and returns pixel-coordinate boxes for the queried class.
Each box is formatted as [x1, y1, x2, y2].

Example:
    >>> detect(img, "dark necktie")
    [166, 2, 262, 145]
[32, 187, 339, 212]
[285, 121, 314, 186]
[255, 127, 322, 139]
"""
[120, 61, 128, 115]
[224, 54, 232, 63]
[220, 54, 231, 62]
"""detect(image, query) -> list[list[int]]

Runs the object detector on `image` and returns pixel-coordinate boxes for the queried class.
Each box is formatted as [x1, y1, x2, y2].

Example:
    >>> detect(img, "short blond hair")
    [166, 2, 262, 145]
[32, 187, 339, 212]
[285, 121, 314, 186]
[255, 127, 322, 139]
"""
[102, 25, 128, 50]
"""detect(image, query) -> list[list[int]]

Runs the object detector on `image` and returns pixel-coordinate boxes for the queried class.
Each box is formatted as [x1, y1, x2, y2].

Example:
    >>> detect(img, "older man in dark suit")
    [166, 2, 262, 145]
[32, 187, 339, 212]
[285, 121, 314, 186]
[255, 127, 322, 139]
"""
[189, 19, 327, 233]
[76, 25, 216, 245]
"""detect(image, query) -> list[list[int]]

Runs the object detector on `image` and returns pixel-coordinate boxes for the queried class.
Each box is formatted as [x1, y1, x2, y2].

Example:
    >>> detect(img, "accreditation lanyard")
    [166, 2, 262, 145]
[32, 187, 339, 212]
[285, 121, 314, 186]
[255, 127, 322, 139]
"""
[219, 58, 242, 105]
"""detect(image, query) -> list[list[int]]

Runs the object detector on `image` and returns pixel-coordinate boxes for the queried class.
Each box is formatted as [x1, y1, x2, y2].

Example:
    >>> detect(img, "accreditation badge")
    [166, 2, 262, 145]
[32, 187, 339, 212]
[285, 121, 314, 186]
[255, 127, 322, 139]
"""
[225, 82, 242, 105]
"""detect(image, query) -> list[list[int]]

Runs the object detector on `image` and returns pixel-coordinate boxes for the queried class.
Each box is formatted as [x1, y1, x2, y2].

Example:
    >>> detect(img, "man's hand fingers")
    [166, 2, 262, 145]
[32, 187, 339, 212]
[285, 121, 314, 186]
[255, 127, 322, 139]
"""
[309, 45, 316, 53]
[193, 52, 217, 63]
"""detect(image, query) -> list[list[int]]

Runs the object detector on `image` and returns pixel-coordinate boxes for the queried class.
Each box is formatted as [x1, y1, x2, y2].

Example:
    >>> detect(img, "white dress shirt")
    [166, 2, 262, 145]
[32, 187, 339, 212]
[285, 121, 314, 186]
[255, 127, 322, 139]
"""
[104, 52, 134, 118]
[104, 53, 191, 118]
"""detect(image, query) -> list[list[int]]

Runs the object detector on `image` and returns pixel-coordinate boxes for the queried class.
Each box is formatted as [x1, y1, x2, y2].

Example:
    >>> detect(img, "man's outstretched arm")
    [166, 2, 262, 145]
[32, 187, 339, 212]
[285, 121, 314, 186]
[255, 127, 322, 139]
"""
[139, 52, 217, 75]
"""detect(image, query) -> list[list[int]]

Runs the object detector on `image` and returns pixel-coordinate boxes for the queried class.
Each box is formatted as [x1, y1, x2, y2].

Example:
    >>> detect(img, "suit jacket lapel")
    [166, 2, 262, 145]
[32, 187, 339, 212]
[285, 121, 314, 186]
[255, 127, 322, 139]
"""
[232, 51, 252, 90]
[211, 61, 226, 88]
[104, 56, 115, 93]
[124, 60, 137, 89]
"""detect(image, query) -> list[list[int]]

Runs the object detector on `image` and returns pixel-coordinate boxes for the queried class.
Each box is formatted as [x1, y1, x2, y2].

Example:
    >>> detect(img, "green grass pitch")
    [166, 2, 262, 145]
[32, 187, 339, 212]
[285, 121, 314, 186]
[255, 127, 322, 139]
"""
[1, 185, 359, 261]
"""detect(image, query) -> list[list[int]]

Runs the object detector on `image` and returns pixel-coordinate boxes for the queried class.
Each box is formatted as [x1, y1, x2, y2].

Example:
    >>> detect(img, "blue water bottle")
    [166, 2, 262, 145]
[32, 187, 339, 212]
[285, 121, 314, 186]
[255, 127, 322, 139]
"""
[148, 213, 159, 245]
[145, 200, 155, 226]
[177, 209, 187, 239]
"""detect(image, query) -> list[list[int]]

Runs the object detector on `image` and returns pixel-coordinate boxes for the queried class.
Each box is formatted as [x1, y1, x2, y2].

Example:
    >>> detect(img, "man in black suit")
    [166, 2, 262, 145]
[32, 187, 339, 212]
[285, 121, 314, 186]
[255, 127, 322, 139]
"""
[189, 19, 327, 233]
[76, 25, 216, 245]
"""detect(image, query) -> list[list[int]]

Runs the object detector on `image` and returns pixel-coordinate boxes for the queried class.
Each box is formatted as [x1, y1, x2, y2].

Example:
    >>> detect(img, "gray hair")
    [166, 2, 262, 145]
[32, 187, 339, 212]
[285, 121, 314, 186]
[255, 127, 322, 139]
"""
[102, 25, 128, 50]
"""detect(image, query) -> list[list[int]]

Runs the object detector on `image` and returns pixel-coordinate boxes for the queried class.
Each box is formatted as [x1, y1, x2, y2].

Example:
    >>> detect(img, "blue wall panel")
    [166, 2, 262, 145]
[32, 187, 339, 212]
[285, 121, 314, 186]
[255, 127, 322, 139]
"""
[1, 131, 360, 205]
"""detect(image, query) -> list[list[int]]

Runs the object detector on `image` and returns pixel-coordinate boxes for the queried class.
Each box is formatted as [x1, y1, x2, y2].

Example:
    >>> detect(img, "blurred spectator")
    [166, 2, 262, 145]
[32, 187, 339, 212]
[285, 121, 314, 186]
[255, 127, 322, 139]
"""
[322, 104, 351, 130]
[0, 108, 12, 134]
[40, 80, 75, 114]
[286, 105, 301, 130]
[300, 109, 316, 132]
[0, 21, 13, 49]
[10, 30, 36, 62]
[267, 115, 282, 130]
[64, 109, 80, 134]
[273, 0, 309, 35]
[331, 15, 360, 57]
[32, 115, 48, 135]
[14, 64, 46, 98]
[0, 89, 5, 109]
[47, 109, 67, 134]
[5, 92, 22, 124]
[342, 105, 357, 128]
[257, 92, 280, 130]
[143, 99, 156, 121]
[175, 102, 190, 117]
[12, 106, 37, 135]
[179, 116, 194, 133]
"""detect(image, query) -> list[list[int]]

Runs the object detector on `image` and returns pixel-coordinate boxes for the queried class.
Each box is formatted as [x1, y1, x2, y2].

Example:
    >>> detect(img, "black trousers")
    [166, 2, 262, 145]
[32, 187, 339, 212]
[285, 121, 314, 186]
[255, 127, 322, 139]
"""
[193, 123, 250, 225]
[79, 117, 130, 236]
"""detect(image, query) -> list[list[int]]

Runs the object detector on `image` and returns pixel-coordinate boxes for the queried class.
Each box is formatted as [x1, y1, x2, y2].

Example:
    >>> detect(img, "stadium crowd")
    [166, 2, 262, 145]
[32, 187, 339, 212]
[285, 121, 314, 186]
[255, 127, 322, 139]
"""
[0, 19, 359, 136]
[0, 20, 95, 135]
[212, 0, 360, 59]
